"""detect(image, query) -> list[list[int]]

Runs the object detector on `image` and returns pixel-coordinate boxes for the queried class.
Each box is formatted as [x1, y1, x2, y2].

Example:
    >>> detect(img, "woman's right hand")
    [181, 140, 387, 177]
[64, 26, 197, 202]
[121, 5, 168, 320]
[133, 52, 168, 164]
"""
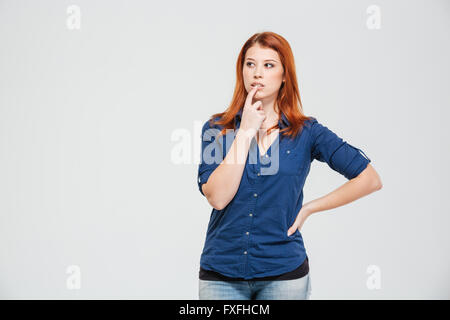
[239, 86, 265, 138]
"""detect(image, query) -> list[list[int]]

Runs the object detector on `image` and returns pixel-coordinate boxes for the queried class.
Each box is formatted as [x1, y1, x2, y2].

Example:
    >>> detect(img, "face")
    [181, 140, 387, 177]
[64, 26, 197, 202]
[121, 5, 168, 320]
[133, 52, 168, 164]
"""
[243, 44, 285, 100]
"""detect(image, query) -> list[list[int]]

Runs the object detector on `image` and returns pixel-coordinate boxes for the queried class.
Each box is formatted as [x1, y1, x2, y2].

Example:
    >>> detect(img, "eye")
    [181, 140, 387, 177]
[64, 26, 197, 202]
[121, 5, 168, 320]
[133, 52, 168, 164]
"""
[246, 62, 275, 68]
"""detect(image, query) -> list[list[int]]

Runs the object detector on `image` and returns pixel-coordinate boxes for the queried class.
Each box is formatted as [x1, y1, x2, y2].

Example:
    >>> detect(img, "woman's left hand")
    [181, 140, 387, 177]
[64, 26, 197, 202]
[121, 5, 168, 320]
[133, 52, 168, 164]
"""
[287, 203, 313, 236]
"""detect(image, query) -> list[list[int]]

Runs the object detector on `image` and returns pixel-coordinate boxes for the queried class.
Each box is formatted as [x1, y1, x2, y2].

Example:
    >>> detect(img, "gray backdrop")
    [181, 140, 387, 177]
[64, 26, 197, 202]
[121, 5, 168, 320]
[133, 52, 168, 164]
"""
[0, 0, 449, 299]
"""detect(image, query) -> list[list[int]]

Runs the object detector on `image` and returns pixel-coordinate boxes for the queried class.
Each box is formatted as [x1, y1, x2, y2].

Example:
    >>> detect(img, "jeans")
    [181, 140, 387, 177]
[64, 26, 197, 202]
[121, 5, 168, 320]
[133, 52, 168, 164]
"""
[198, 272, 312, 300]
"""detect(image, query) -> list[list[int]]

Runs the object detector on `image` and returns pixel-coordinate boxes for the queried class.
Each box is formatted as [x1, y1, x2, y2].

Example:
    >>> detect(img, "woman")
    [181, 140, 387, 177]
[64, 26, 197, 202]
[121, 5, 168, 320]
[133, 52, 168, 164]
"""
[197, 31, 382, 300]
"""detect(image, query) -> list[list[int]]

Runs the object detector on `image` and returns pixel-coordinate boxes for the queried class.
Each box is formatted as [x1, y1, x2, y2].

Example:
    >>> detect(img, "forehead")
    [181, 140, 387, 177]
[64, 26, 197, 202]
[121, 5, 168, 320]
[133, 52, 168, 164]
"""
[245, 45, 280, 61]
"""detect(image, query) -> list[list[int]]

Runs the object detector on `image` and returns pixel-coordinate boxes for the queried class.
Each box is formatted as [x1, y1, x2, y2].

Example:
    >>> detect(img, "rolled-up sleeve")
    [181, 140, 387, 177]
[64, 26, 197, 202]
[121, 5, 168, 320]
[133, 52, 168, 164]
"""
[197, 119, 224, 196]
[310, 117, 371, 180]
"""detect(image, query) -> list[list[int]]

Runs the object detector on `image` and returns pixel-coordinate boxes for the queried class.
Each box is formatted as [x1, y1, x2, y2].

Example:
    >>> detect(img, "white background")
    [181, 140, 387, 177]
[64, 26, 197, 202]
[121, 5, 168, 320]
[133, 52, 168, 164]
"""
[0, 0, 449, 299]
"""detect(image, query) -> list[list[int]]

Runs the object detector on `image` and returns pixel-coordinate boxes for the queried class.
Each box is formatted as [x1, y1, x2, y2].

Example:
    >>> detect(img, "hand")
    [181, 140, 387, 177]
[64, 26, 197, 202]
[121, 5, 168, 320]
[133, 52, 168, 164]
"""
[239, 85, 265, 138]
[287, 204, 313, 236]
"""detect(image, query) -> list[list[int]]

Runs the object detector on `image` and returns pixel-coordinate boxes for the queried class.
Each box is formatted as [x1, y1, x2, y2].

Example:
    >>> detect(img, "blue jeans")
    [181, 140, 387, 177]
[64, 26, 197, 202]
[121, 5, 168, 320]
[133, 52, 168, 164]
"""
[198, 272, 312, 300]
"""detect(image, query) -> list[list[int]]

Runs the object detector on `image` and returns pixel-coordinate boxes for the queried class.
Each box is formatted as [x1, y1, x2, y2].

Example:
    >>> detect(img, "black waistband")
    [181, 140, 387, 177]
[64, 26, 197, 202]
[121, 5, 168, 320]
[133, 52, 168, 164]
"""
[199, 256, 309, 281]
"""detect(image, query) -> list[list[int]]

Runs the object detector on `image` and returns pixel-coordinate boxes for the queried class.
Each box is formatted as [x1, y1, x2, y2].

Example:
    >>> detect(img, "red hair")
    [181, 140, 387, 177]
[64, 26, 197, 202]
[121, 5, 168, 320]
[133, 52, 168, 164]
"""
[208, 31, 313, 139]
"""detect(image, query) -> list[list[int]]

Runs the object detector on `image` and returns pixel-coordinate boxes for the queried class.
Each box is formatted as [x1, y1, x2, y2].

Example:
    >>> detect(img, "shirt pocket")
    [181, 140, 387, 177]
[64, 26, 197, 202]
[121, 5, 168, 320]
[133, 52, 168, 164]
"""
[278, 147, 307, 176]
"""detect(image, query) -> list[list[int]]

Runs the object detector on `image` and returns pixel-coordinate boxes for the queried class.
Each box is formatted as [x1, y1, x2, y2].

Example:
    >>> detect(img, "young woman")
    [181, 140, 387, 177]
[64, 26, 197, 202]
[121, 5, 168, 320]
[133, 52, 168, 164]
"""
[197, 31, 382, 300]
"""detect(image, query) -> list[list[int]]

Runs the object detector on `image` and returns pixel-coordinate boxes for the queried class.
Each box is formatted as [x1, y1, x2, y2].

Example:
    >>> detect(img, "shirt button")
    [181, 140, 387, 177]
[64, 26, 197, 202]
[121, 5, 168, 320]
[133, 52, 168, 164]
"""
[287, 150, 290, 154]
[265, 154, 269, 158]
[246, 231, 249, 235]
[244, 251, 247, 255]
[254, 193, 258, 197]
[249, 213, 253, 217]
[257, 172, 260, 176]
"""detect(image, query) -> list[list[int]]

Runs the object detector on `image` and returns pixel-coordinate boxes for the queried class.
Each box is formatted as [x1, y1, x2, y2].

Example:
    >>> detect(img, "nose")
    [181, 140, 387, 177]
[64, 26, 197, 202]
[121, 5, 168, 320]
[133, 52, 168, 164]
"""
[254, 65, 263, 78]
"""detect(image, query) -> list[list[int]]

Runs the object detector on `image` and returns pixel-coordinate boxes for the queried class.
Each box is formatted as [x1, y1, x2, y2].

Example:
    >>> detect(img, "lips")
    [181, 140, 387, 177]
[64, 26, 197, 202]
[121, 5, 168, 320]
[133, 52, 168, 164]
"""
[251, 82, 264, 87]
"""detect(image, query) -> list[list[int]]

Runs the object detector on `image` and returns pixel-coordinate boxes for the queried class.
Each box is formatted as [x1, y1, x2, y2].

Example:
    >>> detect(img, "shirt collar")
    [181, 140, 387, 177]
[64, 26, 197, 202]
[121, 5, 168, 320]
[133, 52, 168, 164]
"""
[235, 108, 290, 128]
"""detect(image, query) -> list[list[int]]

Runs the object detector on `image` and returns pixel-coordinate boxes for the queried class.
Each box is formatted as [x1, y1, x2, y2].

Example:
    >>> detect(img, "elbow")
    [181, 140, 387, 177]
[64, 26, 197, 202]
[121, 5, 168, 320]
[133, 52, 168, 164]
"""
[355, 174, 382, 192]
[361, 164, 382, 191]
[208, 197, 227, 211]
[373, 177, 383, 191]
[212, 201, 226, 211]
[208, 192, 228, 210]
[375, 180, 383, 190]
[202, 183, 227, 210]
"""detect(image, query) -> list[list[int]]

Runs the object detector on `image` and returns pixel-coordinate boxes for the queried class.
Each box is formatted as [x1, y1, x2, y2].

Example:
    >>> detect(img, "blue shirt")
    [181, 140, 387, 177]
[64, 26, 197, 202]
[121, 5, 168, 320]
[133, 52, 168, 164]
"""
[197, 109, 371, 279]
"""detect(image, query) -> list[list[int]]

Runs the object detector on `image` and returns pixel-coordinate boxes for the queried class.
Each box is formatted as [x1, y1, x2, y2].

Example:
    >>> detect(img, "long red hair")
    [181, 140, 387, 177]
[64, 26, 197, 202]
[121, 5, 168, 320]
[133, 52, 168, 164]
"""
[208, 31, 313, 140]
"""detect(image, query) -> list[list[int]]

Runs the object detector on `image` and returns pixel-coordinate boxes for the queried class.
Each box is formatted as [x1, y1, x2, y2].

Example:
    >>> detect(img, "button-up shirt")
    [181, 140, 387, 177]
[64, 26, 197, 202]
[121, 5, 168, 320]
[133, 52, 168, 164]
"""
[197, 109, 371, 279]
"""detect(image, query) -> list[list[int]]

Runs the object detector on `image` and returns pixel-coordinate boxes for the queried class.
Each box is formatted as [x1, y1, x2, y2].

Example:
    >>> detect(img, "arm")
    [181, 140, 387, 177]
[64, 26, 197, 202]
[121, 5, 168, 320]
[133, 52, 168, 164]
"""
[287, 163, 382, 235]
[199, 86, 264, 210]
[202, 129, 254, 210]
[287, 118, 381, 235]
[303, 163, 382, 216]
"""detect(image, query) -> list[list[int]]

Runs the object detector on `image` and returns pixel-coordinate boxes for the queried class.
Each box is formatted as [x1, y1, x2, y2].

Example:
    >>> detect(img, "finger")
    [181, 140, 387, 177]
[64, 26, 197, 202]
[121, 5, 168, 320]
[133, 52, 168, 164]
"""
[287, 223, 298, 236]
[245, 85, 260, 106]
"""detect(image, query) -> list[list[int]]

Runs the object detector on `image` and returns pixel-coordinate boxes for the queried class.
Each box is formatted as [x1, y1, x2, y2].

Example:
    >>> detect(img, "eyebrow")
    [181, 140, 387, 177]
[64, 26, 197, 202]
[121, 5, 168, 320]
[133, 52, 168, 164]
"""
[246, 58, 279, 63]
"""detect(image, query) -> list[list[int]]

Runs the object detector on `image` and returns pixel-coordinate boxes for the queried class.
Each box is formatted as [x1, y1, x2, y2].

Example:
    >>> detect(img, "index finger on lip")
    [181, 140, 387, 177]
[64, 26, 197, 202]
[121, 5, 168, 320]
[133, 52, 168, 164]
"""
[245, 85, 260, 105]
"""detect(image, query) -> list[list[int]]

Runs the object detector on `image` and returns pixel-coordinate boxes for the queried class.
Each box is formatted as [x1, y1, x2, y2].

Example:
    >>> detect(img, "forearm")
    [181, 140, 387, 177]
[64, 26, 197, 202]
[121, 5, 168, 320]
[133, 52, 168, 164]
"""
[203, 129, 254, 210]
[303, 165, 382, 216]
